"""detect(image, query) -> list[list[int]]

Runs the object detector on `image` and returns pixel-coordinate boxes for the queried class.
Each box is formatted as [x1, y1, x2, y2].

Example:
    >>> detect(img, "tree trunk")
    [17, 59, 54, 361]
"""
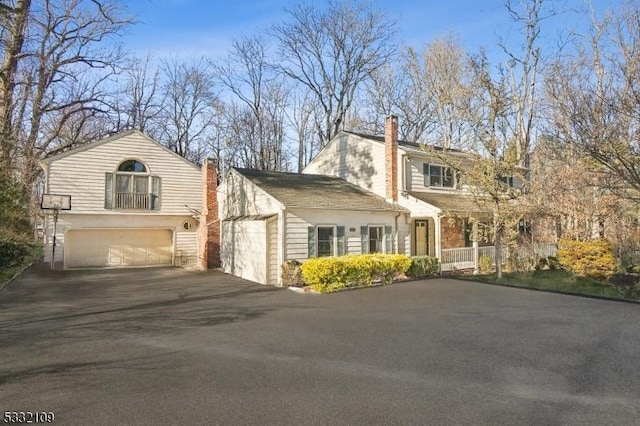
[494, 217, 503, 279]
[0, 0, 32, 175]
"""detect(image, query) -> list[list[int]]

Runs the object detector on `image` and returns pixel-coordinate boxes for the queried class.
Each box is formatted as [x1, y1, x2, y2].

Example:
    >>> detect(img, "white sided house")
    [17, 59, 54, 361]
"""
[304, 115, 493, 262]
[219, 168, 409, 286]
[40, 130, 211, 270]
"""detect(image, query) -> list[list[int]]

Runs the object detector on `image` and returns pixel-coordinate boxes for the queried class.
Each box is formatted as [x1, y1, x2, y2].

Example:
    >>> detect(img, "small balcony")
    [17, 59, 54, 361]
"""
[115, 192, 156, 210]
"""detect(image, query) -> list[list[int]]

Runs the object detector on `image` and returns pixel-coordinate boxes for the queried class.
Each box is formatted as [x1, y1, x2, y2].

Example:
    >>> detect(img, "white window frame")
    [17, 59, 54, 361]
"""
[368, 225, 385, 253]
[316, 225, 337, 257]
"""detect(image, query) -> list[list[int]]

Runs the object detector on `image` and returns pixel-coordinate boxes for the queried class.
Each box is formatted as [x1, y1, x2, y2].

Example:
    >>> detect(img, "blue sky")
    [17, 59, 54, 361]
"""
[123, 0, 619, 61]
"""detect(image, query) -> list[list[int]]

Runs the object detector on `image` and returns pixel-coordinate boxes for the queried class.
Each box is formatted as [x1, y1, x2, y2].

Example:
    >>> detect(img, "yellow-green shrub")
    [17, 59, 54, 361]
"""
[300, 254, 412, 292]
[557, 239, 618, 279]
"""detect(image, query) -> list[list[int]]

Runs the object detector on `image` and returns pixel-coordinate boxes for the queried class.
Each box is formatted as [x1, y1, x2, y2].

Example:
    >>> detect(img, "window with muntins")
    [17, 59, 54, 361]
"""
[317, 226, 335, 257]
[307, 225, 345, 258]
[105, 160, 161, 210]
[369, 226, 384, 253]
[423, 163, 455, 188]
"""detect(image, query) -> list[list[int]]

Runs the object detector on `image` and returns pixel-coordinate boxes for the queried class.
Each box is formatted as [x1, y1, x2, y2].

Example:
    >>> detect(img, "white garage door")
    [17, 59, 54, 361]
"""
[222, 220, 267, 284]
[66, 229, 173, 268]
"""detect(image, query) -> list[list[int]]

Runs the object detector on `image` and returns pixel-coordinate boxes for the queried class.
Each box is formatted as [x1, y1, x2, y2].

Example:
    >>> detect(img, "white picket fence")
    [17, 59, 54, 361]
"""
[440, 243, 557, 273]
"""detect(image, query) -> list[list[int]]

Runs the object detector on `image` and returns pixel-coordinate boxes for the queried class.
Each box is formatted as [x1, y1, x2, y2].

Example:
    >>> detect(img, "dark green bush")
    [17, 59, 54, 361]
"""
[406, 256, 439, 278]
[0, 239, 39, 268]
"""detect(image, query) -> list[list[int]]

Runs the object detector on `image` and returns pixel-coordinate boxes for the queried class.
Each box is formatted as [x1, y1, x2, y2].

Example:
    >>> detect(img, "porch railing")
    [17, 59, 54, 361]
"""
[440, 247, 475, 271]
[440, 243, 556, 273]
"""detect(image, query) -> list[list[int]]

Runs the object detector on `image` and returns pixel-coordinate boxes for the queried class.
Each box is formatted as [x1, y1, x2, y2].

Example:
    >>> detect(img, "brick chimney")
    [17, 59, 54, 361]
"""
[198, 158, 220, 270]
[385, 115, 398, 202]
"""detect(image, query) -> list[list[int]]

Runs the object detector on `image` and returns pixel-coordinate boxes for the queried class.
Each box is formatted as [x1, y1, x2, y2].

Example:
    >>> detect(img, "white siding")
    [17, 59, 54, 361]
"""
[46, 132, 202, 215]
[175, 231, 198, 268]
[303, 133, 386, 197]
[43, 213, 197, 269]
[266, 216, 278, 285]
[403, 155, 475, 194]
[284, 208, 408, 262]
[221, 219, 267, 284]
[397, 193, 442, 218]
[218, 170, 281, 218]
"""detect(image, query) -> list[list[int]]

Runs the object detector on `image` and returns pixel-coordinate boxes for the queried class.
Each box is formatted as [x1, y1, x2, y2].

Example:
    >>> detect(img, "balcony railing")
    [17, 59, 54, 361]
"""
[115, 192, 154, 210]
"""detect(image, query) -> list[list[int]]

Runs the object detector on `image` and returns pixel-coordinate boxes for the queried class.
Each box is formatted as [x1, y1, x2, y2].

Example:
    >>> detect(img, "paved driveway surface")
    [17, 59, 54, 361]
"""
[1, 264, 639, 425]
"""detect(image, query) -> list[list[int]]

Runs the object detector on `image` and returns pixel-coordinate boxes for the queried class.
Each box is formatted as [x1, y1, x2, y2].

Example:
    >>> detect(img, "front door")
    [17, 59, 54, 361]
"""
[415, 220, 429, 256]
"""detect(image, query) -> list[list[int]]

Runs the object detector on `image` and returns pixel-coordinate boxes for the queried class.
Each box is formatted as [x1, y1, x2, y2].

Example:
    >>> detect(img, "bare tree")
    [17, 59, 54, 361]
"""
[464, 52, 525, 278]
[213, 36, 288, 170]
[287, 89, 320, 172]
[546, 1, 640, 200]
[363, 38, 472, 147]
[109, 53, 162, 133]
[499, 0, 551, 167]
[0, 0, 133, 195]
[155, 57, 218, 163]
[0, 0, 31, 177]
[272, 0, 397, 147]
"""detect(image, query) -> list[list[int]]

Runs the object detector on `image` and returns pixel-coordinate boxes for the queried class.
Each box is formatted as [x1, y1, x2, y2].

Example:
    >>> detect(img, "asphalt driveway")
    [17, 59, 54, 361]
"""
[1, 264, 639, 425]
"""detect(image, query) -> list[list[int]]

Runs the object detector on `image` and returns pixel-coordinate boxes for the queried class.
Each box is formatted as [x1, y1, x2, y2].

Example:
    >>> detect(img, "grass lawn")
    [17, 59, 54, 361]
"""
[0, 244, 42, 286]
[462, 269, 640, 302]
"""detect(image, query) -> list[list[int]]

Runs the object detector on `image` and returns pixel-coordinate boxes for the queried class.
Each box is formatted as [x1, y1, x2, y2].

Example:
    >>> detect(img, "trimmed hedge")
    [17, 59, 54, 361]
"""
[406, 256, 439, 278]
[557, 238, 617, 279]
[300, 254, 412, 293]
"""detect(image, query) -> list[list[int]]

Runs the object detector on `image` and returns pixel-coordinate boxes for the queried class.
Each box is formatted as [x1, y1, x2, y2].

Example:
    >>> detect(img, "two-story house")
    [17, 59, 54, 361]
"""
[304, 115, 492, 261]
[40, 130, 218, 270]
[217, 115, 496, 285]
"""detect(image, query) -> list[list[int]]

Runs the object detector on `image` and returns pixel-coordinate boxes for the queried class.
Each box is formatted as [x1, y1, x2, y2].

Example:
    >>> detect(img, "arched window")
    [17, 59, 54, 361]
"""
[117, 160, 147, 173]
[105, 159, 160, 210]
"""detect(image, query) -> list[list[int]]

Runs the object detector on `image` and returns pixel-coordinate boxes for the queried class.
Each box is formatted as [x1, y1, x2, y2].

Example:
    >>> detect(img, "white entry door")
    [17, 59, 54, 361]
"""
[65, 229, 173, 268]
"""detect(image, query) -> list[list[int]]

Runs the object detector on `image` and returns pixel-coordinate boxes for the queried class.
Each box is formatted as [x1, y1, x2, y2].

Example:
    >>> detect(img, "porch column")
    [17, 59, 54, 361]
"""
[435, 214, 442, 261]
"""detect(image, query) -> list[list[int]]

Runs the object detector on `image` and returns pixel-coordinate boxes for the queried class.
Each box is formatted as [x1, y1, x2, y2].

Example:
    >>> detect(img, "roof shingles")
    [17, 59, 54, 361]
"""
[234, 168, 406, 212]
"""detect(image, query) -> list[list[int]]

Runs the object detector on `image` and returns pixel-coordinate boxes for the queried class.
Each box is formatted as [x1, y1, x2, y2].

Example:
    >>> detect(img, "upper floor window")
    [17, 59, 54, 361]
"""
[105, 159, 161, 211]
[499, 175, 515, 188]
[423, 163, 455, 188]
[118, 160, 147, 173]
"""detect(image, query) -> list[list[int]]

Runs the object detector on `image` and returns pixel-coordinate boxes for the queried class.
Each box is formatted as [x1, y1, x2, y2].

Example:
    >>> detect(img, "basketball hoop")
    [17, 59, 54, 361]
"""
[41, 194, 71, 270]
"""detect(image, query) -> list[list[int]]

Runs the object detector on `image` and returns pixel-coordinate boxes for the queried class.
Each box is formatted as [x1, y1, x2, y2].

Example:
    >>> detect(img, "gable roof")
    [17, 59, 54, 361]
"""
[233, 168, 407, 212]
[340, 130, 475, 159]
[40, 129, 200, 170]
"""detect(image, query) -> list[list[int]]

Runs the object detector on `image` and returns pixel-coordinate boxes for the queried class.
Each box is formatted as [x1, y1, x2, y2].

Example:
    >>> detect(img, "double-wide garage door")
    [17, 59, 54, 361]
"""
[65, 229, 173, 268]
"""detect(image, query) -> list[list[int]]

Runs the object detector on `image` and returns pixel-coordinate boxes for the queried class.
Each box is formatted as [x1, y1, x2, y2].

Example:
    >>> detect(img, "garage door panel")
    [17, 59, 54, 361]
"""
[66, 229, 173, 268]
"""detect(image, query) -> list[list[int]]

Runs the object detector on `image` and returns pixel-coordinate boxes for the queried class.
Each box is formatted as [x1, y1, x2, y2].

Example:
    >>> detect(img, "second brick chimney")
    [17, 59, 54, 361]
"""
[198, 158, 221, 270]
[385, 115, 399, 202]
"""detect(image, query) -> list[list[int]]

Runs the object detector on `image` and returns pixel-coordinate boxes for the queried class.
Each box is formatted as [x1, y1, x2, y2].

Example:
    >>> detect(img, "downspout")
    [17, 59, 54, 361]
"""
[435, 211, 443, 273]
[401, 154, 409, 194]
[394, 211, 401, 254]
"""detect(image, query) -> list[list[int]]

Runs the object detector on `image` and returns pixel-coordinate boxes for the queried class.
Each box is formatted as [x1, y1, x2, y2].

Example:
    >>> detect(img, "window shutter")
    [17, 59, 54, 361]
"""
[337, 226, 345, 256]
[151, 176, 161, 210]
[385, 225, 393, 253]
[423, 163, 429, 187]
[307, 226, 316, 258]
[104, 172, 113, 209]
[360, 226, 369, 254]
